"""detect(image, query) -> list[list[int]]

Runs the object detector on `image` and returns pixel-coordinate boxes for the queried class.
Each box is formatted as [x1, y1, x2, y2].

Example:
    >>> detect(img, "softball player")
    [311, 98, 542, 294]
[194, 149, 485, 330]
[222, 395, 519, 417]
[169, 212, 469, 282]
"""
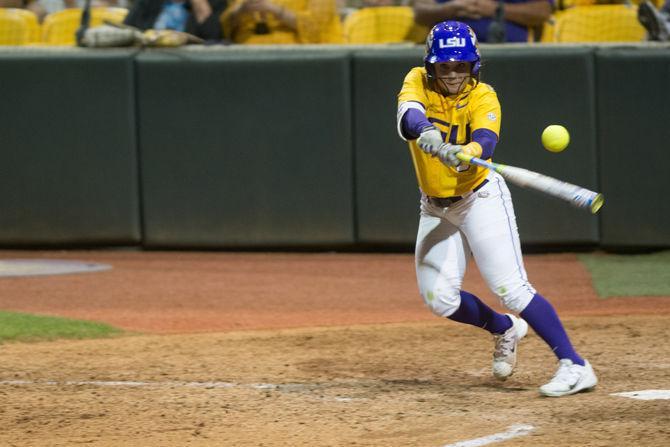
[397, 21, 597, 397]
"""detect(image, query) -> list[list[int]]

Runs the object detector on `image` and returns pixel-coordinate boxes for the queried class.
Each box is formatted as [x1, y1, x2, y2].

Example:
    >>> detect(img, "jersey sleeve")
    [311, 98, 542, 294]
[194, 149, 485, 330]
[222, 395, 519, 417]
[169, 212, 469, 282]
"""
[397, 68, 431, 141]
[398, 67, 430, 107]
[470, 84, 502, 137]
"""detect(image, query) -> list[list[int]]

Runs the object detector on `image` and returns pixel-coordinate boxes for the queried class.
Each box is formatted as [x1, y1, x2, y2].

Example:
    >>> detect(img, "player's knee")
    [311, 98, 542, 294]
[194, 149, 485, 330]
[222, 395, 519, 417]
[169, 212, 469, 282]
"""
[496, 283, 535, 313]
[421, 289, 461, 318]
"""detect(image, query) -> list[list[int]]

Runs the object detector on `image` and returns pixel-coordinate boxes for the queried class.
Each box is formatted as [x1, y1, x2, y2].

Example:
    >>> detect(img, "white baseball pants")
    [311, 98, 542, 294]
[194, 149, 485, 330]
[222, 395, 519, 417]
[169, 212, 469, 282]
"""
[415, 172, 536, 317]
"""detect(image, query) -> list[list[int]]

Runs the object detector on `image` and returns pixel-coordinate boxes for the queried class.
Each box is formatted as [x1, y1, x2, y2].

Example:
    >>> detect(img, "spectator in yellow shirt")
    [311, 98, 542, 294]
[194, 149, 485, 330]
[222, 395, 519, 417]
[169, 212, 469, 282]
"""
[221, 0, 343, 43]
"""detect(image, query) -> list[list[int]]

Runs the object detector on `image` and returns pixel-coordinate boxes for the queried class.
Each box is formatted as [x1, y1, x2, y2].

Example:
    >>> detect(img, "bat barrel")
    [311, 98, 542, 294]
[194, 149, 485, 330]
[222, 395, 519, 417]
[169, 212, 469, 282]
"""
[449, 152, 605, 214]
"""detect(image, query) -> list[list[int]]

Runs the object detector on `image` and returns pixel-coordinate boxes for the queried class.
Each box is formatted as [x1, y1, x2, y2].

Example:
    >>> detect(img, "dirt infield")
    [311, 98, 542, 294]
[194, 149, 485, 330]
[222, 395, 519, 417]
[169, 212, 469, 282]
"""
[1, 250, 669, 446]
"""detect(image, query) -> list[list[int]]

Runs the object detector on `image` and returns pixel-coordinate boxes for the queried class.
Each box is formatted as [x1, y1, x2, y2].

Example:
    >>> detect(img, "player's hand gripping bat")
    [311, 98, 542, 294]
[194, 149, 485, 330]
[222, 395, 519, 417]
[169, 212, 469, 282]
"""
[442, 150, 604, 214]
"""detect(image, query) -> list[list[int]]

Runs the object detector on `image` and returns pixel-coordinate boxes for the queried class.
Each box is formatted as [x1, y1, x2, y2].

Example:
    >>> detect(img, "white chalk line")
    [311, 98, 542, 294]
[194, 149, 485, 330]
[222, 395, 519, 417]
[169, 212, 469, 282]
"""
[442, 424, 535, 447]
[611, 389, 670, 400]
[0, 379, 369, 402]
[0, 259, 111, 277]
[0, 379, 293, 389]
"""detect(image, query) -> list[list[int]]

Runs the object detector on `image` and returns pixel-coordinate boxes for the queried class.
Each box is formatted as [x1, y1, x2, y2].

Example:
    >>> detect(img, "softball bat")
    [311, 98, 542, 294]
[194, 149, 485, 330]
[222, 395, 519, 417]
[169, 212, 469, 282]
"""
[453, 152, 604, 214]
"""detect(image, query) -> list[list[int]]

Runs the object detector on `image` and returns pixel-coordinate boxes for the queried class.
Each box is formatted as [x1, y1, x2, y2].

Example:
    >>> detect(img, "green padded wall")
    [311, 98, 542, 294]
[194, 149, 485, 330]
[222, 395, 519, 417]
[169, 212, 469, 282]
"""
[352, 47, 424, 245]
[136, 49, 354, 247]
[0, 49, 141, 246]
[596, 48, 670, 248]
[3, 46, 668, 249]
[480, 46, 600, 245]
[353, 46, 600, 247]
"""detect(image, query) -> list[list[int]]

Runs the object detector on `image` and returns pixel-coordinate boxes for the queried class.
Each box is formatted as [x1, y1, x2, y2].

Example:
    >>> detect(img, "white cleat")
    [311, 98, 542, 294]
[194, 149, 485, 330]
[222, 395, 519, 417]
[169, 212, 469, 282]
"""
[492, 314, 528, 380]
[540, 359, 598, 397]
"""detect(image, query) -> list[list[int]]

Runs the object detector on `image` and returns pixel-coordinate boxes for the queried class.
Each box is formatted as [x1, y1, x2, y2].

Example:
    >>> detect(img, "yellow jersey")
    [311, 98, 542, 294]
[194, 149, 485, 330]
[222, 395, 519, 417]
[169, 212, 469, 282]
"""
[398, 67, 501, 198]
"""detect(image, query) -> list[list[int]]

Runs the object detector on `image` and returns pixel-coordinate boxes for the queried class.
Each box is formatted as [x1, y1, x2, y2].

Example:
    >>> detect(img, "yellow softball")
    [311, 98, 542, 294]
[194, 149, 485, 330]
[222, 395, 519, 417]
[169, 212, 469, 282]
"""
[541, 125, 570, 153]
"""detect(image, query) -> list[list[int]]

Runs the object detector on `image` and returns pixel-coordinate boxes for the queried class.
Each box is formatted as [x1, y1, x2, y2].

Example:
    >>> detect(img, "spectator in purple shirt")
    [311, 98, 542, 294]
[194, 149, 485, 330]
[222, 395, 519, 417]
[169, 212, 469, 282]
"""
[412, 0, 552, 43]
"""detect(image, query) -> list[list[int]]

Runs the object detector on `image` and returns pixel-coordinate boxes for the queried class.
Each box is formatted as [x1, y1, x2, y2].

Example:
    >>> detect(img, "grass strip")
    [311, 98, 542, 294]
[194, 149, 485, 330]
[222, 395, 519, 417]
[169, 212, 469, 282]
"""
[578, 251, 670, 298]
[0, 311, 123, 343]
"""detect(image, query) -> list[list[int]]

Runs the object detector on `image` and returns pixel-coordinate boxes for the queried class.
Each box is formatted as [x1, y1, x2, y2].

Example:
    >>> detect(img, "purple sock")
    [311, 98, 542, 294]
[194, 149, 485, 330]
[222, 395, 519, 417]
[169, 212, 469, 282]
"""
[520, 293, 585, 366]
[448, 291, 513, 334]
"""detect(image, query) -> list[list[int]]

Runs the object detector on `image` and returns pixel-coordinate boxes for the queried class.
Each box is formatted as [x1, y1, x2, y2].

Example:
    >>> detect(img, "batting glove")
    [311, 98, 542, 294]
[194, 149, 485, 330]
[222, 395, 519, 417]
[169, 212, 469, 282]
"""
[417, 126, 443, 156]
[438, 143, 462, 167]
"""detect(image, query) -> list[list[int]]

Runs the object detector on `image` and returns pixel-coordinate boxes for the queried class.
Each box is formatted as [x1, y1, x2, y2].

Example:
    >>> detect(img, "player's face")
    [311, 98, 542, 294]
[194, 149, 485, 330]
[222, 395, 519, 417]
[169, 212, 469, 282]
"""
[434, 61, 471, 95]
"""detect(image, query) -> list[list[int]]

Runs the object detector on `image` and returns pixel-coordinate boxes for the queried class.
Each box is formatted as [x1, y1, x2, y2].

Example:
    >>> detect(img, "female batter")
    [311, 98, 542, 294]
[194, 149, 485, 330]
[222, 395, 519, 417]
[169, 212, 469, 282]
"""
[396, 21, 597, 397]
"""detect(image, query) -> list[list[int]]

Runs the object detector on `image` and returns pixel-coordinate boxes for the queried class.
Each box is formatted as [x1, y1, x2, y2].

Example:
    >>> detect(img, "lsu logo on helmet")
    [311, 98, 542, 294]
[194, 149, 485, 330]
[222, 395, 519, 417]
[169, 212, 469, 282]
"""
[438, 37, 466, 48]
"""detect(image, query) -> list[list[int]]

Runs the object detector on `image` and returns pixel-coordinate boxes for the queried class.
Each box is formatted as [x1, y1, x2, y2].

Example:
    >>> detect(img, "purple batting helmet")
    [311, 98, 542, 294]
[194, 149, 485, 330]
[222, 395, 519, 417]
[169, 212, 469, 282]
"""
[424, 21, 481, 80]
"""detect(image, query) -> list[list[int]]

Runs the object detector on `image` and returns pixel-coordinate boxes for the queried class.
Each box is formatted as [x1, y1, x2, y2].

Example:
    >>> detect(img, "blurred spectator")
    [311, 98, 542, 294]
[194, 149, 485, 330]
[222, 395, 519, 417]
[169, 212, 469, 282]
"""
[221, 0, 343, 43]
[638, 0, 670, 41]
[123, 0, 227, 40]
[411, 0, 552, 42]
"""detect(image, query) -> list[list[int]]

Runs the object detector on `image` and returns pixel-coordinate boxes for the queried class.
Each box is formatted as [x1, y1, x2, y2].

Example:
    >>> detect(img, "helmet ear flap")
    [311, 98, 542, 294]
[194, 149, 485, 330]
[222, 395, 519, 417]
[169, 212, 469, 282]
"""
[472, 60, 481, 77]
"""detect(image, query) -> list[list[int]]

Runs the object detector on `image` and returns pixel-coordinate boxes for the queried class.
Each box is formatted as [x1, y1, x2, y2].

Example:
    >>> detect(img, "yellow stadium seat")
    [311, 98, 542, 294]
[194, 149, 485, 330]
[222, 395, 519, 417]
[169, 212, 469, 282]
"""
[42, 7, 128, 45]
[0, 8, 31, 45]
[553, 5, 646, 42]
[343, 6, 418, 44]
[2, 8, 41, 44]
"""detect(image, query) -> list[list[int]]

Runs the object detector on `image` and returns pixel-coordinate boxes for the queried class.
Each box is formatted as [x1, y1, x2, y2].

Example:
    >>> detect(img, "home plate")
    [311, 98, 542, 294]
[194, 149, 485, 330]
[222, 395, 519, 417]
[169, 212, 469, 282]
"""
[611, 390, 670, 400]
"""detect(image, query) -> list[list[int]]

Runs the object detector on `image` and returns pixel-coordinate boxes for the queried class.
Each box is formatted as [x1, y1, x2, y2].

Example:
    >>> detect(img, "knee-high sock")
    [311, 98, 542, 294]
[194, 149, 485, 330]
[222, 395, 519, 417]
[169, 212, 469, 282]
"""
[520, 293, 585, 366]
[448, 290, 512, 334]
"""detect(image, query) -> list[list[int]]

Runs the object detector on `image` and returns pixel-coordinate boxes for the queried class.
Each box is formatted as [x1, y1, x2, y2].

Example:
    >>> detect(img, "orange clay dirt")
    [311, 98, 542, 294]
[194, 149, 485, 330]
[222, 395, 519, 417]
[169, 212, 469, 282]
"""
[0, 250, 668, 446]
